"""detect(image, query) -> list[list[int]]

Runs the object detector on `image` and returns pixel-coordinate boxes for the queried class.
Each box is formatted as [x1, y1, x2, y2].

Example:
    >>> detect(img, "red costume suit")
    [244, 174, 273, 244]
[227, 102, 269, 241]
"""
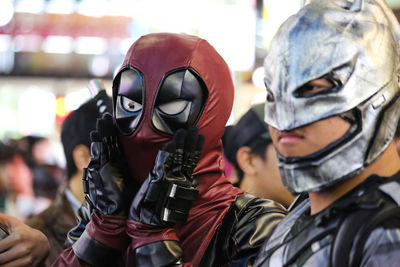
[52, 33, 286, 267]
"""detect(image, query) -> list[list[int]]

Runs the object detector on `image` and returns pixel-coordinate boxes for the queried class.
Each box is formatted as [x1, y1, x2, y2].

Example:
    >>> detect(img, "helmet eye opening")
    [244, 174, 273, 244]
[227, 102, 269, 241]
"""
[293, 73, 342, 98]
[264, 79, 275, 102]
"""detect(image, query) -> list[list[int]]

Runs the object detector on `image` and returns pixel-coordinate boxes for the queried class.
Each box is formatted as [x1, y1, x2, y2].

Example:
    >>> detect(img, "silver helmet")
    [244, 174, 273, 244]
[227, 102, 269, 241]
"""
[264, 0, 400, 194]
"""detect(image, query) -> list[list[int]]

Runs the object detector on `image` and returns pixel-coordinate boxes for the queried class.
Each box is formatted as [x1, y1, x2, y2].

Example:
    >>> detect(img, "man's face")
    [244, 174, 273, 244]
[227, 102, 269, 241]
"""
[0, 165, 10, 192]
[268, 78, 351, 158]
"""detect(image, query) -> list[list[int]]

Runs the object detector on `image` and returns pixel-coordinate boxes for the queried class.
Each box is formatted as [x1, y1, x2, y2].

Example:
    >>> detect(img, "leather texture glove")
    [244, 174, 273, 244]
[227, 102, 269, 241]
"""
[82, 113, 136, 216]
[126, 127, 204, 266]
[129, 127, 204, 227]
[73, 113, 137, 267]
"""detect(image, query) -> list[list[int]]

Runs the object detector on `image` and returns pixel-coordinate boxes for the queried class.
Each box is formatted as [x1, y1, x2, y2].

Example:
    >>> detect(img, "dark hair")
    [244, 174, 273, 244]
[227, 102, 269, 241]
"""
[222, 103, 271, 183]
[61, 99, 101, 179]
[236, 136, 270, 181]
[0, 142, 15, 164]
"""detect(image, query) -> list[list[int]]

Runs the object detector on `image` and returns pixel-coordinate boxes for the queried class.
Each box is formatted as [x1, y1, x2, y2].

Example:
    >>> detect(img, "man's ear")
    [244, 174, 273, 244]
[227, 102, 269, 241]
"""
[236, 146, 257, 176]
[72, 144, 91, 171]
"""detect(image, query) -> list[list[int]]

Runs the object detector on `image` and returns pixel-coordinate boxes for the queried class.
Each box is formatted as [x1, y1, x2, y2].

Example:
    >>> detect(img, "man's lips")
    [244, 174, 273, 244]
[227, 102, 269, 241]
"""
[278, 131, 304, 144]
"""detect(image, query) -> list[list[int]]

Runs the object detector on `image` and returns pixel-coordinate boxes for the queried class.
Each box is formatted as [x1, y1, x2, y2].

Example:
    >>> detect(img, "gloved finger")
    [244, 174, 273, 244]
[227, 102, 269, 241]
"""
[195, 134, 205, 154]
[90, 130, 101, 142]
[181, 131, 204, 182]
[162, 142, 176, 153]
[162, 129, 187, 177]
[183, 127, 199, 153]
[172, 128, 187, 150]
[97, 113, 115, 138]
[162, 128, 186, 153]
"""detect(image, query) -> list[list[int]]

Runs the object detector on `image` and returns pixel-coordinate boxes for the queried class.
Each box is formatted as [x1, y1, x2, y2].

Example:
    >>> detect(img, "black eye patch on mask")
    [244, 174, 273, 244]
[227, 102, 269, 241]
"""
[114, 67, 145, 135]
[152, 68, 208, 135]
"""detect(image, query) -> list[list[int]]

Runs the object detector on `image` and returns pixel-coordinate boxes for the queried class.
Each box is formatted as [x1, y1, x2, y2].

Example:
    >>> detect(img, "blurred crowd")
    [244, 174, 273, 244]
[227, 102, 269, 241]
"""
[0, 136, 66, 220]
[1, 0, 400, 266]
[0, 94, 293, 222]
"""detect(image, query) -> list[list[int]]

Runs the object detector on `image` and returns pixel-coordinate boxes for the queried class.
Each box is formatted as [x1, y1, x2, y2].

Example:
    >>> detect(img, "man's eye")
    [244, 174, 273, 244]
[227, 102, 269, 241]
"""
[158, 100, 188, 115]
[301, 85, 326, 96]
[264, 79, 275, 102]
[266, 89, 275, 102]
[294, 78, 336, 98]
[121, 96, 142, 112]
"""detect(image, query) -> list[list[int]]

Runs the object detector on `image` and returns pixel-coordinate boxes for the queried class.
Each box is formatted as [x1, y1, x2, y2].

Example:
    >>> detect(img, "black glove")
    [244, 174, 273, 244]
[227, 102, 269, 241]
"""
[129, 127, 204, 227]
[82, 113, 137, 217]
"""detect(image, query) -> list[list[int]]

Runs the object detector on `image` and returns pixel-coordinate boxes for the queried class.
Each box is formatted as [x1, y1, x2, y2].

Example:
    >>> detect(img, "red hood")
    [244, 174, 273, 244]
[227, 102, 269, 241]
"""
[114, 33, 234, 183]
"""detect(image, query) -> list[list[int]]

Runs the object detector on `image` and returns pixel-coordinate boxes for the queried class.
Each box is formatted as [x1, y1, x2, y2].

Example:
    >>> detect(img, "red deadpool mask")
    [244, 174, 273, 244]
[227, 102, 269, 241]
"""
[112, 33, 233, 183]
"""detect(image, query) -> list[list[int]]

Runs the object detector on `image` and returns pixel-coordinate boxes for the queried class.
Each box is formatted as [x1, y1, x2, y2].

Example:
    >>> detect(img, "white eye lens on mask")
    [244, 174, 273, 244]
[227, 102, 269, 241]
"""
[158, 100, 189, 115]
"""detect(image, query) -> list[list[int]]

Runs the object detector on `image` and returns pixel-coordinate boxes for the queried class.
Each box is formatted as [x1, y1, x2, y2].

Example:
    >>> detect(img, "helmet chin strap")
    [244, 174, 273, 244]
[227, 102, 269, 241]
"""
[276, 109, 365, 194]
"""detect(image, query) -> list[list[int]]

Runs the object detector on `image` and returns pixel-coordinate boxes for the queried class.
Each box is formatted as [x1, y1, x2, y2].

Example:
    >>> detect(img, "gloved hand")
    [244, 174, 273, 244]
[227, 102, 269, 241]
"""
[82, 112, 135, 216]
[129, 126, 204, 227]
[126, 127, 204, 266]
[73, 113, 138, 267]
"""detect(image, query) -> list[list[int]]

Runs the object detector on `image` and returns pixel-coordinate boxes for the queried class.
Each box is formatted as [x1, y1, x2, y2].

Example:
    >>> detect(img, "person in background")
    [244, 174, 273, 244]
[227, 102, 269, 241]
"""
[54, 32, 287, 267]
[254, 0, 400, 265]
[26, 92, 112, 266]
[3, 141, 35, 220]
[30, 137, 66, 203]
[0, 142, 49, 267]
[9, 136, 66, 216]
[0, 212, 49, 267]
[223, 103, 295, 208]
[0, 144, 50, 266]
[0, 142, 19, 217]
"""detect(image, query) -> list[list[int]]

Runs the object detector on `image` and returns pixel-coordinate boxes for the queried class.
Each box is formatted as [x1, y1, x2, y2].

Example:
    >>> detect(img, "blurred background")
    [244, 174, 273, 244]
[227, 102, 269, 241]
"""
[0, 0, 300, 141]
[0, 0, 400, 218]
[1, 0, 400, 140]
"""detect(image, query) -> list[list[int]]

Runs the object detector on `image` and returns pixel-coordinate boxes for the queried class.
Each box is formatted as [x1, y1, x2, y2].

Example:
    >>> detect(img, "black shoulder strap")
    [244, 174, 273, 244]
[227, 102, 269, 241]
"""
[331, 194, 400, 267]
[330, 207, 378, 267]
[348, 206, 400, 267]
